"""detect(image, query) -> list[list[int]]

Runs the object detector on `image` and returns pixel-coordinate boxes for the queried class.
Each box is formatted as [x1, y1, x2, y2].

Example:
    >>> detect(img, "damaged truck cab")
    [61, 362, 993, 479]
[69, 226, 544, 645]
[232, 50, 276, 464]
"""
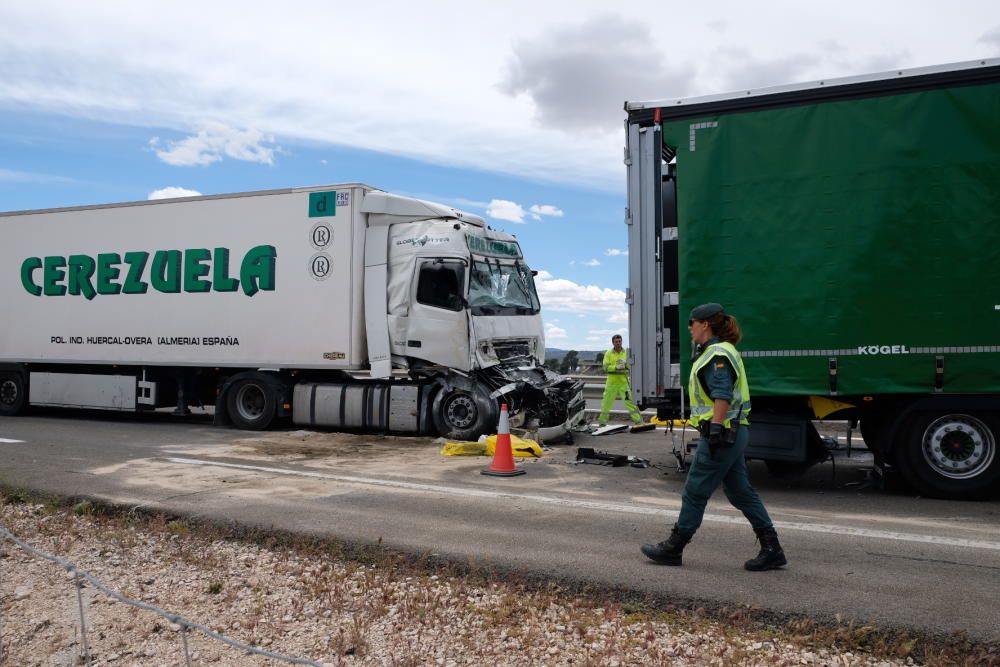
[363, 192, 585, 440]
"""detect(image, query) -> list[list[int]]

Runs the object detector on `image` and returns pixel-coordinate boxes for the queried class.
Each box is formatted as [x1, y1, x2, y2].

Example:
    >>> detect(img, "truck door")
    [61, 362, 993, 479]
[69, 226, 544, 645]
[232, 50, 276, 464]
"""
[407, 259, 471, 371]
[627, 122, 682, 412]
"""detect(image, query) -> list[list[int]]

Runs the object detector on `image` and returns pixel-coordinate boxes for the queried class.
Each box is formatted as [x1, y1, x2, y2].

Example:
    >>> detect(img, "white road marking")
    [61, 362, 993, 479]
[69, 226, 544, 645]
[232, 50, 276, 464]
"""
[0, 437, 24, 443]
[165, 457, 1000, 552]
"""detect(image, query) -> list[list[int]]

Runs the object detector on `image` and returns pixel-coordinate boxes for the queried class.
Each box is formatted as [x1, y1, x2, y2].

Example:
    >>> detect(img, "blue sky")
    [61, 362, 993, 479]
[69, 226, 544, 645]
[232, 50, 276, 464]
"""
[2, 1, 997, 351]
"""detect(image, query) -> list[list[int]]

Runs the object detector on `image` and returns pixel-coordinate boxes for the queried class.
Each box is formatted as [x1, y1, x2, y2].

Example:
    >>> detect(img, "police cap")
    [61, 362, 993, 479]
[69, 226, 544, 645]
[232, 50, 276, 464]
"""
[690, 302, 724, 321]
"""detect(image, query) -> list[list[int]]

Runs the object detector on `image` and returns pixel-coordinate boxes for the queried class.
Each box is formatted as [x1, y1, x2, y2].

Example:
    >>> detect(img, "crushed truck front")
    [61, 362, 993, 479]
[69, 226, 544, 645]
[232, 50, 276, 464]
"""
[376, 198, 584, 439]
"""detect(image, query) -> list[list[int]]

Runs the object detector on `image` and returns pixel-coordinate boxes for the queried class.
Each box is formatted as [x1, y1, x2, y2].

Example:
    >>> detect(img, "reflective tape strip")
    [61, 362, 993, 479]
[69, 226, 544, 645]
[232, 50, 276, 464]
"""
[742, 346, 1000, 359]
[705, 344, 741, 367]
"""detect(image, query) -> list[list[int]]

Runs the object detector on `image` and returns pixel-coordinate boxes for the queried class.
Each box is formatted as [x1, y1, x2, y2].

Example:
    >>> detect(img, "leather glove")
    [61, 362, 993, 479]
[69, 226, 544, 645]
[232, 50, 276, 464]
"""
[616, 359, 626, 370]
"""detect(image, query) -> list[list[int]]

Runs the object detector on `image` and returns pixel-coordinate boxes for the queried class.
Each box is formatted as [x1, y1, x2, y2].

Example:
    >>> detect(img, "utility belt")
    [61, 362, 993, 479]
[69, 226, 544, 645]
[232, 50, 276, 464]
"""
[695, 421, 739, 445]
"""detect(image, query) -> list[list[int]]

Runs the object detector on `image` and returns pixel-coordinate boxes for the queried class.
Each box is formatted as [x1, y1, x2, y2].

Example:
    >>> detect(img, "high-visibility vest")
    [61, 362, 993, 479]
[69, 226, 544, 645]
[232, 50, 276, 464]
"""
[603, 348, 629, 375]
[688, 341, 751, 428]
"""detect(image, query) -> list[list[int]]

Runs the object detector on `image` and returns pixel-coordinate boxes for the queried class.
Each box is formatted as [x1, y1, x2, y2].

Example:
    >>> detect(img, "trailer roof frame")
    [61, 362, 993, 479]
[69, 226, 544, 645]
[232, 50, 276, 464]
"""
[626, 58, 1000, 126]
[0, 183, 376, 218]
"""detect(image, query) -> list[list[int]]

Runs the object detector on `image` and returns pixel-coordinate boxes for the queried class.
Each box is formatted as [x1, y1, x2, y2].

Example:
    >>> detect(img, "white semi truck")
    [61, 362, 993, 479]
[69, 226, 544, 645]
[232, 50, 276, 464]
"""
[0, 184, 585, 439]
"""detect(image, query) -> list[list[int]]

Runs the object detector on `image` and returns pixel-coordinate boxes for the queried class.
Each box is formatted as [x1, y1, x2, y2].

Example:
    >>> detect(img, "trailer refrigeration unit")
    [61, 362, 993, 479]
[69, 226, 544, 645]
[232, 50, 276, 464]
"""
[625, 59, 1000, 499]
[0, 185, 585, 440]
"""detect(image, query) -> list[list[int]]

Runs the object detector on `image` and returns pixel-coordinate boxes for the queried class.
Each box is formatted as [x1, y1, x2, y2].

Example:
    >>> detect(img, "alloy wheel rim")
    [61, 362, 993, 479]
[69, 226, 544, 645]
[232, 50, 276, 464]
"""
[921, 414, 995, 480]
[0, 379, 17, 405]
[445, 394, 477, 429]
[234, 384, 266, 421]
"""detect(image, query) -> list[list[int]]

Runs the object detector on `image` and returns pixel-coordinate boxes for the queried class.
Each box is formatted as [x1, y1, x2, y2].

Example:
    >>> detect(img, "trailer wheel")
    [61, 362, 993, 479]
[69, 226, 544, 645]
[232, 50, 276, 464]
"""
[0, 372, 26, 416]
[897, 412, 1000, 499]
[432, 386, 497, 441]
[226, 376, 277, 430]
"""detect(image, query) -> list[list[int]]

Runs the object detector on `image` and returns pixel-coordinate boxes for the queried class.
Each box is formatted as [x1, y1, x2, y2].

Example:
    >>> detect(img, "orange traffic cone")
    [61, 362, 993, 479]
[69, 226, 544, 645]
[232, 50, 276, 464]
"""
[482, 403, 525, 477]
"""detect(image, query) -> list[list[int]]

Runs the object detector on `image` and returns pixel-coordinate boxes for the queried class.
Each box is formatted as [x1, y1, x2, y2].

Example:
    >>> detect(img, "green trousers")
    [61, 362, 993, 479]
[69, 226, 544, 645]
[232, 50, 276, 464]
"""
[677, 424, 773, 535]
[598, 375, 642, 425]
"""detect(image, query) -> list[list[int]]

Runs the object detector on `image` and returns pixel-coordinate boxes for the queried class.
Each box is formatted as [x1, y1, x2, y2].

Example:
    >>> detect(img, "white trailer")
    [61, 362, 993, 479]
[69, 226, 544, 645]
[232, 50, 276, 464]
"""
[0, 184, 585, 439]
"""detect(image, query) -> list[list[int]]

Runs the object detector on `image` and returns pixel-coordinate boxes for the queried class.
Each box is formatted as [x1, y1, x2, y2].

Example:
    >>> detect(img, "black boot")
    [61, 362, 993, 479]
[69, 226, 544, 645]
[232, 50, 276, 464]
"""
[744, 526, 787, 571]
[641, 524, 692, 566]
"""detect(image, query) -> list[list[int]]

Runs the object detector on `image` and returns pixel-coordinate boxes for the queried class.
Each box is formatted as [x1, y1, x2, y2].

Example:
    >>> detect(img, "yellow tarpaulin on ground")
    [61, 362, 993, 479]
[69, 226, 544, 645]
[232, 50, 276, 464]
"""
[439, 440, 488, 456]
[650, 416, 688, 427]
[486, 434, 543, 458]
[440, 434, 543, 457]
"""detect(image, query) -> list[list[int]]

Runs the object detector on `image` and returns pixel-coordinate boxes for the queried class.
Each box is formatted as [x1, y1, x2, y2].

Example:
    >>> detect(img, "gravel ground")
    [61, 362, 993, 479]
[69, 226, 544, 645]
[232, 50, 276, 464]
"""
[0, 500, 938, 666]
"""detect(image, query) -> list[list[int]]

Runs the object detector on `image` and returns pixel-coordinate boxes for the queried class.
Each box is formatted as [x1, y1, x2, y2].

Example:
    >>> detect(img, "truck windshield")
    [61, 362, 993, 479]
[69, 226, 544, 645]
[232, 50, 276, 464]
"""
[468, 258, 540, 316]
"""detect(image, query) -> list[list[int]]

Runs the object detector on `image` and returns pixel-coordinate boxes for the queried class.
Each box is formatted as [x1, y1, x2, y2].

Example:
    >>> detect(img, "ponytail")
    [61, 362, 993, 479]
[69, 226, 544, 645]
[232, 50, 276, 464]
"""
[708, 313, 742, 345]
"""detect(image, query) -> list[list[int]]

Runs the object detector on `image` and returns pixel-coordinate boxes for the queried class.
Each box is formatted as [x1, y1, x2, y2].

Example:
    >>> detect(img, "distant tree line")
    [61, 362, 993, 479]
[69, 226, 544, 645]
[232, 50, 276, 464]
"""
[545, 350, 582, 375]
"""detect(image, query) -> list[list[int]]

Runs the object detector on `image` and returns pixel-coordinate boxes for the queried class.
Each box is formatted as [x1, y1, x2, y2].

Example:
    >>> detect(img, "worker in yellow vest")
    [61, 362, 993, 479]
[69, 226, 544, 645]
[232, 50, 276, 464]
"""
[598, 334, 643, 427]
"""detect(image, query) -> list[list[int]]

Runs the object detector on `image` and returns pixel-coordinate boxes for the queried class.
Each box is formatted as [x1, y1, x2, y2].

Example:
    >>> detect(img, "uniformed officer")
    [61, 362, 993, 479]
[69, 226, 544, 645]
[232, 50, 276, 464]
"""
[598, 334, 643, 427]
[641, 303, 787, 571]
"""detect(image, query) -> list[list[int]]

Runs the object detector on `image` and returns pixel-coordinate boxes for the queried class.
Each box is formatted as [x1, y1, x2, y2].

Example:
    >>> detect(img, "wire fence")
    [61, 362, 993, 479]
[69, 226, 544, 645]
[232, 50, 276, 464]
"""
[0, 524, 326, 666]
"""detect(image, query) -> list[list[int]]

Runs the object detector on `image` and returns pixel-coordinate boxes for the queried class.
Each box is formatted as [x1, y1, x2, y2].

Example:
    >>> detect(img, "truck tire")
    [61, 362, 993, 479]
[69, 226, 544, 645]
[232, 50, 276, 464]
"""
[897, 411, 1000, 499]
[0, 372, 26, 416]
[432, 386, 497, 441]
[226, 376, 277, 430]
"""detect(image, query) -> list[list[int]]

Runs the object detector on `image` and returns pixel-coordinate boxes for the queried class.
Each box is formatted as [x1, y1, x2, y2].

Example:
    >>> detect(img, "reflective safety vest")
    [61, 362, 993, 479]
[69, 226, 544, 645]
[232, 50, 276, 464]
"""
[603, 348, 630, 375]
[688, 341, 751, 428]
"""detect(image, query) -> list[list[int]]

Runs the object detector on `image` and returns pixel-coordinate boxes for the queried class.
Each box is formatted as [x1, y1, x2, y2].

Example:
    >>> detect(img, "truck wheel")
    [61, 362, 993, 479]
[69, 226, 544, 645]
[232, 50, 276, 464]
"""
[432, 387, 497, 441]
[0, 372, 26, 416]
[226, 376, 277, 430]
[897, 412, 1000, 499]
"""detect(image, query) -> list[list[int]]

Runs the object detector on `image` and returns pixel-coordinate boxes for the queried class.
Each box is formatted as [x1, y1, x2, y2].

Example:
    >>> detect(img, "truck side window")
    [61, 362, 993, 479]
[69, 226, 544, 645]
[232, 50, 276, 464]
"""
[416, 261, 465, 311]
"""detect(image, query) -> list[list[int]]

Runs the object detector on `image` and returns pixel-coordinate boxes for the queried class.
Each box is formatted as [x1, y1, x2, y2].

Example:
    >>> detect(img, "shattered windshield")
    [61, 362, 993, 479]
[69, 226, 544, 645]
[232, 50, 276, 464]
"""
[468, 257, 540, 316]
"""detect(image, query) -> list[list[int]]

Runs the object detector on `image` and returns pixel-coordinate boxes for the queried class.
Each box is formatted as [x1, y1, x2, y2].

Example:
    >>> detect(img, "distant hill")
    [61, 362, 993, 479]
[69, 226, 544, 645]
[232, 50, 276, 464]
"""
[545, 348, 602, 362]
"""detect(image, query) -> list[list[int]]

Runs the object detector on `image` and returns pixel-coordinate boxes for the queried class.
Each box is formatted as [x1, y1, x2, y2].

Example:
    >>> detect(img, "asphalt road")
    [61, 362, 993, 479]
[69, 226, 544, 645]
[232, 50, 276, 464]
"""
[1, 410, 998, 643]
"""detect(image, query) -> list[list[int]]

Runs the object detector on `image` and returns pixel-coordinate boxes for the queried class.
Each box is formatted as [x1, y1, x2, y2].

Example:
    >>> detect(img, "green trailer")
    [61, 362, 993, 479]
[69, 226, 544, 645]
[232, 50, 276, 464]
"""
[625, 59, 1000, 499]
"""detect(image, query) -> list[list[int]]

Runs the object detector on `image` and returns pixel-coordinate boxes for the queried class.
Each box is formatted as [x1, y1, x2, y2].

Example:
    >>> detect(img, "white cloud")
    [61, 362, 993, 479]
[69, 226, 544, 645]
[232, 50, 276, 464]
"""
[981, 26, 1000, 50]
[534, 271, 625, 314]
[608, 310, 629, 324]
[0, 3, 992, 192]
[605, 248, 627, 257]
[488, 199, 565, 223]
[150, 123, 277, 167]
[486, 199, 526, 223]
[148, 186, 202, 200]
[502, 14, 693, 131]
[529, 204, 564, 220]
[545, 324, 568, 340]
[582, 259, 601, 267]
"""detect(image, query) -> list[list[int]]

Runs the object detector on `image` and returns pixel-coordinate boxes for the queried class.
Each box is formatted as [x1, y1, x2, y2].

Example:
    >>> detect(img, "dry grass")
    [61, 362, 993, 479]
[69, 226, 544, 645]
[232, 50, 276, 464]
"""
[0, 487, 997, 666]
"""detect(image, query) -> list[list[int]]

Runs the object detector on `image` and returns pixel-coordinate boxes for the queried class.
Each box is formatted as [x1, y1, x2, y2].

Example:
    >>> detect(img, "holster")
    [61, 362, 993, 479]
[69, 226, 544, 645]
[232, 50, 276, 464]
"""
[696, 420, 740, 442]
[697, 421, 736, 459]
